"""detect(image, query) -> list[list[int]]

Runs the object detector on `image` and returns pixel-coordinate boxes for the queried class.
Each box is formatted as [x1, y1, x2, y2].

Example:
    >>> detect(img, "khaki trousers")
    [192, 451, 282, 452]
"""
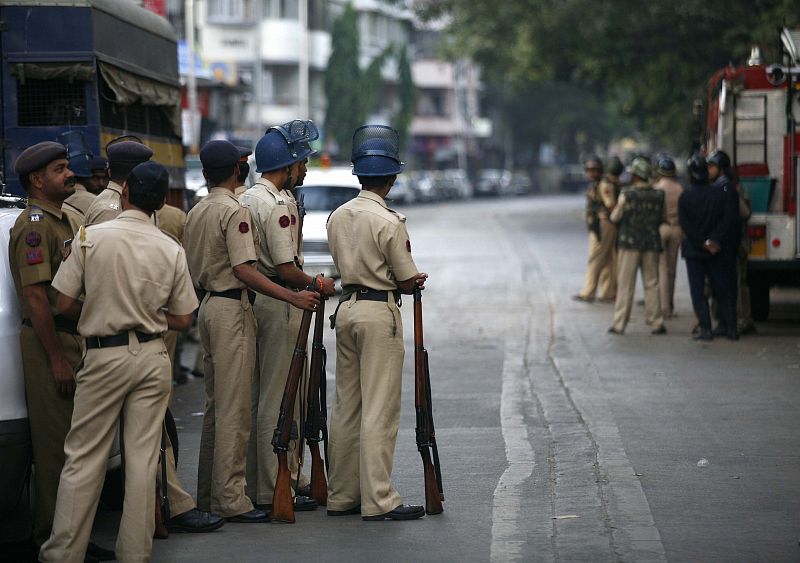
[578, 218, 617, 300]
[327, 295, 404, 517]
[659, 224, 683, 317]
[196, 294, 256, 517]
[40, 336, 171, 563]
[245, 293, 307, 505]
[20, 326, 81, 547]
[612, 248, 664, 332]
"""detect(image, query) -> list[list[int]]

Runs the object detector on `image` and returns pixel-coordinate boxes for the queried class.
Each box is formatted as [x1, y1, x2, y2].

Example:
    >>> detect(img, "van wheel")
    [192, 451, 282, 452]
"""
[100, 466, 124, 510]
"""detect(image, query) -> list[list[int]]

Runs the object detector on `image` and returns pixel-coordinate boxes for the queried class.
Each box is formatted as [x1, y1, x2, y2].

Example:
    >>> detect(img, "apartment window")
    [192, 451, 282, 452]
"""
[263, 0, 298, 19]
[208, 0, 253, 23]
[308, 0, 327, 31]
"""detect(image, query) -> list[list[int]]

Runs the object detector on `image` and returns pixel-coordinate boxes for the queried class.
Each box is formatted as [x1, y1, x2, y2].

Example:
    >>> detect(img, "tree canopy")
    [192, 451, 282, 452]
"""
[418, 0, 799, 157]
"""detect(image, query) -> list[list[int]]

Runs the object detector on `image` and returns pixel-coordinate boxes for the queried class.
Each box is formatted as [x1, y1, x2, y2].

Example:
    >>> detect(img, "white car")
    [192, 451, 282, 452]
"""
[296, 167, 361, 279]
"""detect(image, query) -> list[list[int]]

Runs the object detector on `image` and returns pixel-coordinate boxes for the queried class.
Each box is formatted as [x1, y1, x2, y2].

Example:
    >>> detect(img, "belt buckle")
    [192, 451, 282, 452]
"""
[359, 288, 368, 294]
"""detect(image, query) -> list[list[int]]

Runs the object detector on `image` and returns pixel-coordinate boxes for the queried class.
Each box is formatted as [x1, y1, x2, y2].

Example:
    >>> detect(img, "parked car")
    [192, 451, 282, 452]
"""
[475, 169, 510, 197]
[560, 164, 587, 193]
[442, 169, 473, 199]
[386, 176, 416, 205]
[509, 171, 533, 195]
[407, 170, 438, 203]
[0, 195, 30, 543]
[296, 167, 361, 279]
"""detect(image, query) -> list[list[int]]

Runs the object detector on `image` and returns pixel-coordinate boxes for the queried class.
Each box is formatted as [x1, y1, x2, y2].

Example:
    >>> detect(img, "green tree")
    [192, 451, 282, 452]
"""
[394, 45, 417, 152]
[324, 3, 363, 158]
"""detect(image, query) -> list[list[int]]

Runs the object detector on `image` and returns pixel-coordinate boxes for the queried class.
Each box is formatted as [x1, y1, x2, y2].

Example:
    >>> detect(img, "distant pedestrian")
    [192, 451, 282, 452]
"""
[608, 156, 667, 335]
[574, 155, 618, 302]
[678, 155, 730, 341]
[653, 156, 684, 317]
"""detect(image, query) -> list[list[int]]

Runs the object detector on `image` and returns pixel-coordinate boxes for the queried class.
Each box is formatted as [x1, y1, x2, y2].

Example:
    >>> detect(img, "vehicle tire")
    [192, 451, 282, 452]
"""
[100, 466, 124, 510]
[749, 281, 770, 321]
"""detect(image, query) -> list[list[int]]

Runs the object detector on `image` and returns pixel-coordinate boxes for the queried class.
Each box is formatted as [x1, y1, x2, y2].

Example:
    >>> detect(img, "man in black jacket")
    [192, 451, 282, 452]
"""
[678, 155, 730, 341]
[707, 150, 741, 339]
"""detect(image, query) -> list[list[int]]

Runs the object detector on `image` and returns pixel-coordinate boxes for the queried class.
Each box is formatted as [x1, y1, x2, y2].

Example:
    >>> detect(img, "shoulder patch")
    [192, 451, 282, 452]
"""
[279, 215, 290, 228]
[239, 221, 250, 234]
[26, 248, 44, 265]
[290, 214, 297, 225]
[25, 231, 42, 247]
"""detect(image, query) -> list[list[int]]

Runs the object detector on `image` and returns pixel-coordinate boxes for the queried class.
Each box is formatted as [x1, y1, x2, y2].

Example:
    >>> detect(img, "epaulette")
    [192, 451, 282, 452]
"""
[28, 206, 44, 222]
[387, 207, 406, 223]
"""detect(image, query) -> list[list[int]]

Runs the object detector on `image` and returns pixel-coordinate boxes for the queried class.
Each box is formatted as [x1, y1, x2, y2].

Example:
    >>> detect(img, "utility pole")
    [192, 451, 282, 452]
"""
[185, 0, 199, 154]
[298, 0, 309, 119]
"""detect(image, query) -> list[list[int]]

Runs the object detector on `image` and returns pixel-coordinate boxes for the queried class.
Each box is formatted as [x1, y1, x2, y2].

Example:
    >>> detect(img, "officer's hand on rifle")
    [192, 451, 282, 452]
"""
[398, 272, 428, 294]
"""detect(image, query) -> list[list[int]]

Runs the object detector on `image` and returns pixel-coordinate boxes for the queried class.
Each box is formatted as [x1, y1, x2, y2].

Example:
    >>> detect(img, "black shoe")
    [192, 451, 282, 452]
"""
[727, 329, 739, 341]
[86, 542, 116, 561]
[362, 504, 425, 521]
[739, 322, 757, 335]
[295, 484, 311, 498]
[651, 325, 667, 335]
[712, 324, 727, 337]
[327, 505, 361, 516]
[693, 329, 713, 341]
[607, 327, 623, 335]
[226, 509, 269, 523]
[166, 508, 225, 533]
[294, 495, 318, 512]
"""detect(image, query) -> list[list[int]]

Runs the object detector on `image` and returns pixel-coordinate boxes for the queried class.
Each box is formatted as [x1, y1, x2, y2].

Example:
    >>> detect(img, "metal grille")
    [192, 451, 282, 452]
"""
[303, 240, 330, 254]
[17, 79, 88, 126]
[351, 125, 400, 162]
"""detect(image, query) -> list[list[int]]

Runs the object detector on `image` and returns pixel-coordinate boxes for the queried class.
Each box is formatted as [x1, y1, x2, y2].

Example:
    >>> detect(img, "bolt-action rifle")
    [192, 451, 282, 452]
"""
[413, 287, 444, 515]
[303, 289, 329, 505]
[271, 280, 319, 523]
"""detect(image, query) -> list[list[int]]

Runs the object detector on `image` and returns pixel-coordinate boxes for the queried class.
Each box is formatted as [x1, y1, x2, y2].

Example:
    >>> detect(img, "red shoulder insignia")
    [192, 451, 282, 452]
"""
[25, 231, 42, 247]
[406, 240, 411, 252]
[239, 221, 250, 234]
[290, 214, 297, 225]
[279, 215, 290, 228]
[26, 248, 44, 265]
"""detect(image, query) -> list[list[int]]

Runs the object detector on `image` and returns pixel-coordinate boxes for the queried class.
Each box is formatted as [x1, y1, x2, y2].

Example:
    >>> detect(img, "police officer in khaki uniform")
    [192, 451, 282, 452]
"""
[58, 131, 97, 233]
[40, 161, 198, 563]
[653, 156, 684, 318]
[240, 124, 335, 512]
[9, 142, 116, 561]
[326, 125, 427, 521]
[184, 140, 319, 523]
[83, 139, 153, 226]
[575, 156, 618, 302]
[82, 145, 222, 534]
[609, 156, 667, 335]
[88, 156, 109, 195]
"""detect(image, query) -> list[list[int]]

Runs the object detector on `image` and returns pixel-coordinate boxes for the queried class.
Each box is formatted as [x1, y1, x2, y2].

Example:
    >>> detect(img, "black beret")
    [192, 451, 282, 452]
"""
[107, 141, 153, 164]
[127, 161, 169, 192]
[200, 140, 240, 170]
[90, 156, 108, 171]
[237, 146, 253, 160]
[14, 141, 68, 177]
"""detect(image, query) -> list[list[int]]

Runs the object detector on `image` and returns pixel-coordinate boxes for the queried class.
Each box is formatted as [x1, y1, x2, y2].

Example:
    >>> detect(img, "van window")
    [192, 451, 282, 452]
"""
[17, 79, 88, 127]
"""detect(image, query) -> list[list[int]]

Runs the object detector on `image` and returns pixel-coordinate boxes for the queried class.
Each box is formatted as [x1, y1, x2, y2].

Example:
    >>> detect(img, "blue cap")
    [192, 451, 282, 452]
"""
[351, 125, 403, 177]
[107, 141, 153, 165]
[127, 161, 170, 192]
[14, 141, 68, 177]
[199, 140, 240, 170]
[90, 156, 108, 172]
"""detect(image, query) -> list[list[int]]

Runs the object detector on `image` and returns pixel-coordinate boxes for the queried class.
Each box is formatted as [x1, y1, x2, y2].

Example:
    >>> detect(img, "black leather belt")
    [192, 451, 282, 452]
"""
[208, 288, 256, 305]
[353, 288, 400, 303]
[85, 331, 161, 350]
[268, 276, 287, 287]
[22, 315, 79, 336]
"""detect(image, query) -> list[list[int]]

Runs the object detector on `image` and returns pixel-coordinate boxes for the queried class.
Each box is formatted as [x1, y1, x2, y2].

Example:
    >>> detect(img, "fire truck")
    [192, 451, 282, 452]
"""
[703, 28, 800, 320]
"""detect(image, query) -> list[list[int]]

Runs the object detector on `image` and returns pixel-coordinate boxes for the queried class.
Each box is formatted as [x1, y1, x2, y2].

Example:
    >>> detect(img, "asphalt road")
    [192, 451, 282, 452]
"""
[95, 194, 800, 562]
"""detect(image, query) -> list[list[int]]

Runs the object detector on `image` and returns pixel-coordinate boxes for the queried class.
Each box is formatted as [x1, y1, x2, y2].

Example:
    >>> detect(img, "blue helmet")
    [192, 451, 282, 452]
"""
[351, 125, 403, 176]
[57, 130, 93, 177]
[254, 130, 301, 173]
[273, 119, 319, 161]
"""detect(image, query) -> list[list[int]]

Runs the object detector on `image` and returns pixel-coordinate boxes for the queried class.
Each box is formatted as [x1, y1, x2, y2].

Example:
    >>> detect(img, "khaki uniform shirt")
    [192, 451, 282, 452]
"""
[239, 180, 296, 277]
[597, 178, 618, 218]
[327, 190, 418, 291]
[83, 181, 123, 226]
[156, 203, 187, 243]
[654, 177, 684, 226]
[62, 183, 95, 232]
[184, 187, 258, 292]
[9, 199, 74, 319]
[52, 210, 197, 336]
[234, 185, 247, 197]
[283, 188, 304, 267]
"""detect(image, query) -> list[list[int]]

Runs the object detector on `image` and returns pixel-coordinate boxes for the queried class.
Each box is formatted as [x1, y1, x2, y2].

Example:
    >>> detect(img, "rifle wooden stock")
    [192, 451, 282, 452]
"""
[304, 296, 329, 505]
[413, 287, 444, 515]
[271, 308, 314, 523]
